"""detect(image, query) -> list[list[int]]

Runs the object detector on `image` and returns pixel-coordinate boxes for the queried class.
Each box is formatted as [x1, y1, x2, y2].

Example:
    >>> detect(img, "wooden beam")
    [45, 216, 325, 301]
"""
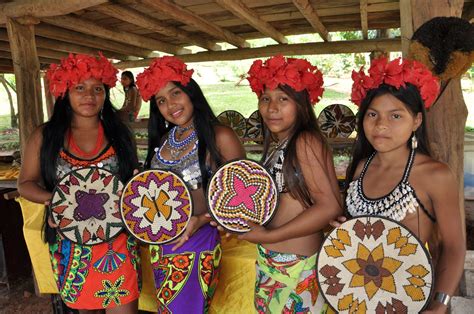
[360, 0, 369, 39]
[0, 41, 64, 62]
[116, 38, 401, 69]
[35, 24, 157, 59]
[138, 0, 249, 48]
[34, 36, 130, 61]
[292, 0, 329, 41]
[399, 0, 413, 57]
[42, 15, 187, 55]
[0, 0, 107, 24]
[93, 4, 220, 51]
[215, 0, 287, 44]
[0, 49, 58, 64]
[0, 27, 129, 60]
[0, 65, 13, 73]
[6, 17, 43, 156]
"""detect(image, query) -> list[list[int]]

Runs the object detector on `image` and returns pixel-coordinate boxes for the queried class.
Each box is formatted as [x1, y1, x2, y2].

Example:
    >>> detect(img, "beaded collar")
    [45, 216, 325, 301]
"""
[346, 149, 435, 222]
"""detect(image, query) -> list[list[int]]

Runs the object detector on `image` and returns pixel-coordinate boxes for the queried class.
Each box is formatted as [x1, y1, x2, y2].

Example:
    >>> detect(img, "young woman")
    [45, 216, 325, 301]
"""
[241, 55, 342, 313]
[336, 57, 466, 314]
[118, 71, 141, 122]
[136, 56, 245, 313]
[18, 53, 140, 313]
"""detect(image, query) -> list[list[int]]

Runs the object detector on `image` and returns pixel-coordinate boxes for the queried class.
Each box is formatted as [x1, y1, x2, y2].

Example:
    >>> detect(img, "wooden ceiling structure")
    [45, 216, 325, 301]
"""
[0, 0, 471, 72]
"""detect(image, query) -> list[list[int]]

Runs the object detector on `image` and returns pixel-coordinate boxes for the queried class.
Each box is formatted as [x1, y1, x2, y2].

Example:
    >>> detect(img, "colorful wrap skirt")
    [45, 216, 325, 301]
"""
[49, 232, 140, 310]
[255, 245, 333, 314]
[149, 223, 221, 314]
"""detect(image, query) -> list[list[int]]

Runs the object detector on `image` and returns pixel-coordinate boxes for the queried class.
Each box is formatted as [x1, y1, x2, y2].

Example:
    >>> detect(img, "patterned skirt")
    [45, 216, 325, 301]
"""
[149, 224, 221, 314]
[49, 232, 140, 310]
[255, 245, 333, 314]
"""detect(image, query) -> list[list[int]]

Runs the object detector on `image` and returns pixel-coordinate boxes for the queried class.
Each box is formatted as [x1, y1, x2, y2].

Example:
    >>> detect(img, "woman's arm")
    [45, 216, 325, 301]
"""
[17, 127, 53, 203]
[423, 162, 466, 313]
[240, 133, 343, 243]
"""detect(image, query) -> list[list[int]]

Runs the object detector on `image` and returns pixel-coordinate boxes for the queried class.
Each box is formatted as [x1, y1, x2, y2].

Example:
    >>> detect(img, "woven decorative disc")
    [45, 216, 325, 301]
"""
[120, 169, 192, 244]
[50, 167, 124, 245]
[318, 104, 356, 138]
[207, 159, 278, 233]
[245, 110, 263, 140]
[317, 215, 433, 313]
[217, 110, 246, 138]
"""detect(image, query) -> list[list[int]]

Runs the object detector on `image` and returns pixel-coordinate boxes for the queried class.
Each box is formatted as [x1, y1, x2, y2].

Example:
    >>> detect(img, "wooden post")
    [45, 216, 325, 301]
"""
[411, 0, 466, 239]
[6, 17, 43, 156]
[400, 0, 414, 57]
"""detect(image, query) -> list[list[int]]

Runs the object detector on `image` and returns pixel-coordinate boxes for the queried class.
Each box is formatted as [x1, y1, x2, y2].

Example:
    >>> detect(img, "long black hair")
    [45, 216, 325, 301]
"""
[344, 83, 431, 189]
[121, 71, 136, 90]
[40, 87, 138, 242]
[260, 84, 330, 208]
[144, 78, 222, 188]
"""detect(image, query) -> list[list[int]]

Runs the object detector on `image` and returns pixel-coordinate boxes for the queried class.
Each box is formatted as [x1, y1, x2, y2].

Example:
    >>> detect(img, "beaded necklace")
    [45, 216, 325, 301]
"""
[346, 149, 420, 222]
[167, 124, 197, 159]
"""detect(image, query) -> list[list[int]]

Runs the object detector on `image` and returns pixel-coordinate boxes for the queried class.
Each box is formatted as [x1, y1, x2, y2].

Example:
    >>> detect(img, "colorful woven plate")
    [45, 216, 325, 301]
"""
[318, 104, 356, 138]
[217, 110, 246, 138]
[317, 215, 433, 313]
[120, 169, 193, 244]
[207, 159, 278, 233]
[50, 167, 124, 245]
[245, 110, 263, 140]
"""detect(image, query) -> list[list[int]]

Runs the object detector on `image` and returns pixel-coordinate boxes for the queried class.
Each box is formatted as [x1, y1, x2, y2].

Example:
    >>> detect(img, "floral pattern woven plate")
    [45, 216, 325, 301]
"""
[317, 215, 433, 313]
[50, 167, 124, 245]
[120, 169, 192, 244]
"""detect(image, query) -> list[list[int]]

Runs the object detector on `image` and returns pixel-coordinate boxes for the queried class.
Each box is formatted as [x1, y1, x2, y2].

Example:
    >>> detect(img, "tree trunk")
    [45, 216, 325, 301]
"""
[0, 74, 17, 128]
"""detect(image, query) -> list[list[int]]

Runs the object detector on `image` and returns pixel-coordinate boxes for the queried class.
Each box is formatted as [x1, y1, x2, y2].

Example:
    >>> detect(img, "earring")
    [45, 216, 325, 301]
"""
[411, 132, 418, 150]
[100, 106, 104, 120]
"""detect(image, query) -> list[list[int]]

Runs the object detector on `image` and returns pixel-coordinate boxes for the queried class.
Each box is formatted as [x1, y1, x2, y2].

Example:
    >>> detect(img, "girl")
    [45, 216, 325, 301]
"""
[136, 56, 245, 313]
[336, 57, 466, 314]
[18, 53, 140, 313]
[118, 71, 142, 122]
[241, 55, 342, 313]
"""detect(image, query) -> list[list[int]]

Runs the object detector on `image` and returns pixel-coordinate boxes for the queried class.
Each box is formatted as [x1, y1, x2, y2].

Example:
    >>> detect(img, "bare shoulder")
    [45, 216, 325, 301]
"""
[214, 124, 240, 143]
[27, 125, 45, 147]
[214, 124, 245, 160]
[413, 153, 455, 186]
[295, 131, 325, 154]
[352, 159, 367, 180]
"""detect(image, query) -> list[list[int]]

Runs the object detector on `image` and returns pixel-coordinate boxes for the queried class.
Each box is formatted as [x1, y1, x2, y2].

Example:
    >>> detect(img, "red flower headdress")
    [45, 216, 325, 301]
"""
[247, 55, 324, 105]
[351, 57, 440, 108]
[46, 52, 118, 98]
[136, 56, 194, 101]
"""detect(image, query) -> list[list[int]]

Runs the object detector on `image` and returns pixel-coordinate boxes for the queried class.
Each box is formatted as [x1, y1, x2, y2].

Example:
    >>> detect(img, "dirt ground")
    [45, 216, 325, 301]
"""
[0, 277, 50, 314]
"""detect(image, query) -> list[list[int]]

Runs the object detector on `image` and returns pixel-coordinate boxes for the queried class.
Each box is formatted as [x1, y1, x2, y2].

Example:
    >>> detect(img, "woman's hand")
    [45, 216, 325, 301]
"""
[238, 221, 276, 244]
[171, 213, 210, 251]
[205, 213, 233, 238]
[329, 215, 347, 228]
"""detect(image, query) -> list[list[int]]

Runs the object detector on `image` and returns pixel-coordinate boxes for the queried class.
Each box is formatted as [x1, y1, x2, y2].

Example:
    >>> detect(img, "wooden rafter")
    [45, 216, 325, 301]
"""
[215, 0, 287, 44]
[0, 0, 107, 24]
[42, 15, 187, 55]
[116, 38, 401, 69]
[138, 0, 249, 48]
[292, 0, 329, 41]
[360, 0, 369, 39]
[0, 41, 66, 61]
[93, 4, 220, 51]
[35, 24, 157, 59]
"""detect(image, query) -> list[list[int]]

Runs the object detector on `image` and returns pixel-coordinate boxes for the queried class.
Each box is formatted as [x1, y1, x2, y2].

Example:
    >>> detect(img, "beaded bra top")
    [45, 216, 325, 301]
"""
[56, 144, 119, 179]
[346, 149, 435, 222]
[151, 127, 202, 190]
[264, 140, 288, 193]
